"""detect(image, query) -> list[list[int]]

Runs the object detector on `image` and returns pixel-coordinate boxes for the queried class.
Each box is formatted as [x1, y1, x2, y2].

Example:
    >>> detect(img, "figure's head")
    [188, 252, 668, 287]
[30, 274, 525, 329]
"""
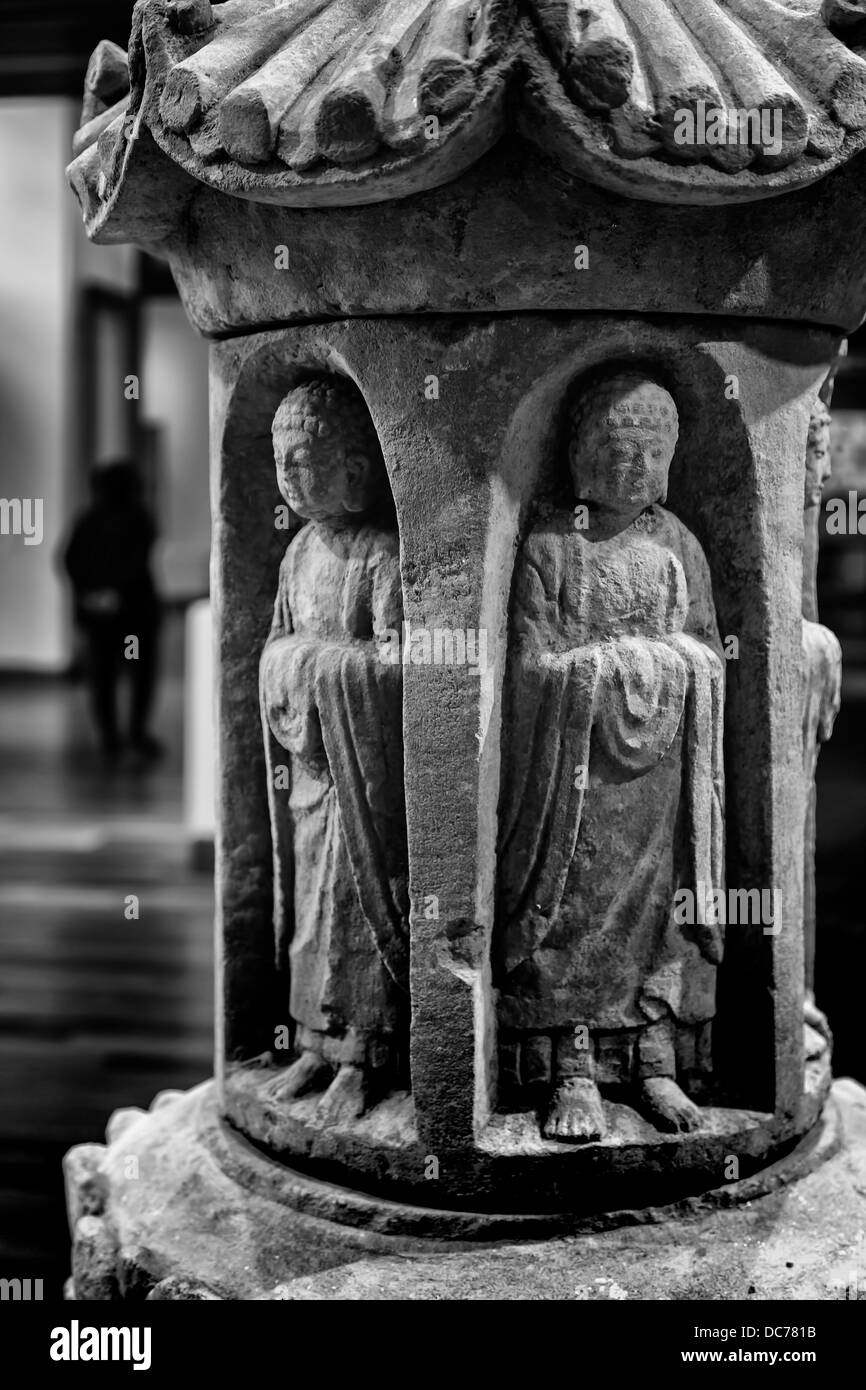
[272, 377, 385, 522]
[805, 398, 832, 501]
[566, 372, 679, 513]
[92, 460, 141, 507]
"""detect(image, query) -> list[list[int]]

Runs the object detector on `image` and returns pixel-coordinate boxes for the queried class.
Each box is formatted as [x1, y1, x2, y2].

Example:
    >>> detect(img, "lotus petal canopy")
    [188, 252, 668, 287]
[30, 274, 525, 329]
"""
[69, 0, 866, 234]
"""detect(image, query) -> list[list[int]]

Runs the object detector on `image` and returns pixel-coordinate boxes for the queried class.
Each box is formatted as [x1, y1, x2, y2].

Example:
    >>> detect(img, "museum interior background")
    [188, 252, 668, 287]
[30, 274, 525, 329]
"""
[0, 1, 213, 1294]
[0, 0, 865, 1292]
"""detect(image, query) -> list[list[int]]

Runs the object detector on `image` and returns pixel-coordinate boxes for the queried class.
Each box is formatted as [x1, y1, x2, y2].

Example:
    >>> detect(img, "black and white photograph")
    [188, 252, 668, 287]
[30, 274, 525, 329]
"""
[1, 0, 866, 1352]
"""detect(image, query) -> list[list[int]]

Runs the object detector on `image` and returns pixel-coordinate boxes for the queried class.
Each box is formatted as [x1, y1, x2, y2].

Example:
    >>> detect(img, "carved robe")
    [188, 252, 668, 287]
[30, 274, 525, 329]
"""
[496, 506, 725, 1034]
[260, 520, 408, 1041]
[801, 618, 841, 988]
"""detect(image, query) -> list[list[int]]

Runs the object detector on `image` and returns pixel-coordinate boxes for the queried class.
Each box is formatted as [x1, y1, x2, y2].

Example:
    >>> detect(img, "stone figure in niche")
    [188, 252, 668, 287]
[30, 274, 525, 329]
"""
[495, 371, 726, 1143]
[259, 376, 408, 1124]
[801, 395, 841, 1053]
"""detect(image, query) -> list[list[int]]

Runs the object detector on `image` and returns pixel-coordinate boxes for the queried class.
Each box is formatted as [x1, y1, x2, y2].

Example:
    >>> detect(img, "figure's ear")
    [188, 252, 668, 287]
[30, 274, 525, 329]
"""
[343, 451, 374, 512]
[568, 437, 587, 494]
[653, 450, 675, 505]
[272, 431, 287, 468]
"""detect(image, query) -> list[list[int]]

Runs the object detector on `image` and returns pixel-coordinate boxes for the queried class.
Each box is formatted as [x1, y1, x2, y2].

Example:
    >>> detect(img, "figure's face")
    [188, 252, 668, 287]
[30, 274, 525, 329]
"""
[806, 416, 831, 495]
[273, 426, 360, 521]
[568, 384, 677, 514]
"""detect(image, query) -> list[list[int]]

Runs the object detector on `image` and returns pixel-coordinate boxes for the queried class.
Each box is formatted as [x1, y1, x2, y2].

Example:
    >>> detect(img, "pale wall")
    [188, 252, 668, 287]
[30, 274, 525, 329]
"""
[0, 96, 209, 668]
[0, 99, 77, 670]
[141, 298, 211, 602]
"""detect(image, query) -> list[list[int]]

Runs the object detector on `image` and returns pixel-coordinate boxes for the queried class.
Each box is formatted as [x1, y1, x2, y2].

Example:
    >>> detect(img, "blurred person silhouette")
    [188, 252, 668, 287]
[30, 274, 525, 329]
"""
[63, 461, 163, 764]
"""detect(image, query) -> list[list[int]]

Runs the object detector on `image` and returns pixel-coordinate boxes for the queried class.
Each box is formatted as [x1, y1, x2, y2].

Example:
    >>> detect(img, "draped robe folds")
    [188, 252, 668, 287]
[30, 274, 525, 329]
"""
[801, 619, 841, 774]
[259, 520, 408, 1042]
[801, 618, 842, 991]
[495, 506, 725, 1034]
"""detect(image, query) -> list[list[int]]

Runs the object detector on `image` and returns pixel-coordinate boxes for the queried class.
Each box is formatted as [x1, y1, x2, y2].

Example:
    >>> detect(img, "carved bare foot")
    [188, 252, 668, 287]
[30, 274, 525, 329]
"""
[314, 1064, 367, 1126]
[268, 1050, 330, 1103]
[543, 1077, 607, 1144]
[804, 1022, 828, 1061]
[639, 1077, 703, 1134]
[804, 997, 831, 1042]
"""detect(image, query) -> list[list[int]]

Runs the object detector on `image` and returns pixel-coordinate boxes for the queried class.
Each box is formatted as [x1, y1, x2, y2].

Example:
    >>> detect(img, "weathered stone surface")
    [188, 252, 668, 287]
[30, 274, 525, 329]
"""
[105, 1106, 146, 1144]
[62, 1143, 107, 1232]
[72, 1216, 119, 1302]
[204, 314, 835, 1204]
[67, 0, 866, 220]
[65, 2, 866, 338]
[260, 376, 409, 1122]
[146, 1276, 223, 1300]
[63, 0, 866, 1270]
[117, 1246, 161, 1300]
[81, 38, 130, 126]
[69, 136, 866, 333]
[61, 1077, 866, 1300]
[150, 1088, 187, 1110]
[497, 374, 725, 1144]
[801, 383, 844, 1003]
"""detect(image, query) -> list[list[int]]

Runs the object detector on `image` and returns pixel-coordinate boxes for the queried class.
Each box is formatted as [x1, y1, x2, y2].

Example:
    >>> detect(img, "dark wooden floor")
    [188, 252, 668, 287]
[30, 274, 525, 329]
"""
[0, 621, 213, 1297]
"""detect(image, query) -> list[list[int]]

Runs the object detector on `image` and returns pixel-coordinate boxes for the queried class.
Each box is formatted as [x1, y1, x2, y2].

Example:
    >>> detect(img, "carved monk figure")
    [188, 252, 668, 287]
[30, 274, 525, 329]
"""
[801, 395, 841, 1047]
[259, 376, 408, 1124]
[496, 371, 725, 1143]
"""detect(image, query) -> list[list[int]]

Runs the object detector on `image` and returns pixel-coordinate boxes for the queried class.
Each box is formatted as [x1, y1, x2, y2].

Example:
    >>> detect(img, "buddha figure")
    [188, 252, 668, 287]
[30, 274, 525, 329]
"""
[495, 371, 726, 1143]
[801, 395, 841, 1048]
[259, 375, 408, 1124]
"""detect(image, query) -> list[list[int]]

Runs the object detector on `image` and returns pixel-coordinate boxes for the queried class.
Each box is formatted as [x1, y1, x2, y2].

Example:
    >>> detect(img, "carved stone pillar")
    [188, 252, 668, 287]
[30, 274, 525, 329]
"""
[64, 0, 866, 1299]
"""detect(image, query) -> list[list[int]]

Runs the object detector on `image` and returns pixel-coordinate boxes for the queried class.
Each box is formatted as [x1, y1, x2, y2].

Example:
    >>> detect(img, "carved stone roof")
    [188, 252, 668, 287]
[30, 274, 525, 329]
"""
[69, 0, 866, 234]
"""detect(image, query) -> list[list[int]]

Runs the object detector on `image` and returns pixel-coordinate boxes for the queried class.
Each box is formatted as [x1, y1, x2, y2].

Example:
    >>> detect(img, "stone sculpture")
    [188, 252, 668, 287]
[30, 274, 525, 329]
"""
[60, 0, 866, 1298]
[259, 375, 408, 1122]
[69, 0, 866, 228]
[496, 372, 725, 1142]
[801, 390, 842, 1050]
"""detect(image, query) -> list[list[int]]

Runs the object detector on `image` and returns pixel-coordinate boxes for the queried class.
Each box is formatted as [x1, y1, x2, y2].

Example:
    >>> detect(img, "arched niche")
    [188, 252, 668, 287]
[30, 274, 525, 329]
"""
[212, 335, 403, 1083]
[209, 315, 833, 1209]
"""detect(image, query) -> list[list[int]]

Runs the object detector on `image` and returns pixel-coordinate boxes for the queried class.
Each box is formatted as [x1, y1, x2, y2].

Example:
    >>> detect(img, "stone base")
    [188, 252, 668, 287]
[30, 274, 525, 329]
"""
[222, 1045, 831, 1212]
[63, 1076, 866, 1300]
